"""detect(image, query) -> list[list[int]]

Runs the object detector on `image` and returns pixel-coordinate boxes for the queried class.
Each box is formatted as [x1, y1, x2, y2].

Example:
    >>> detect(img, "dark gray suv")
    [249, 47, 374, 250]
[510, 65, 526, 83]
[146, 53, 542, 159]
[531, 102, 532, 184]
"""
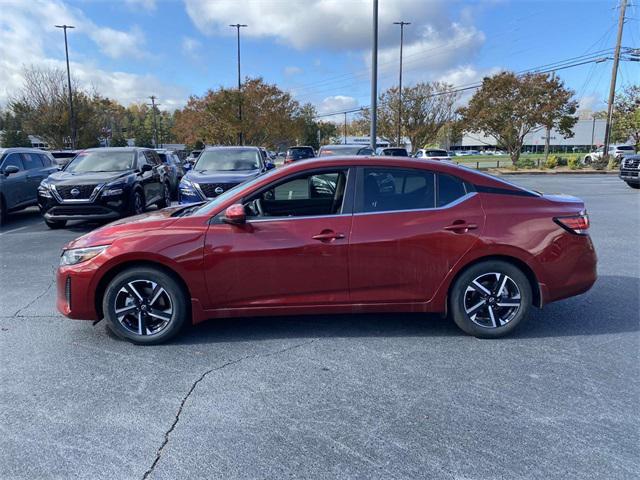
[0, 148, 58, 225]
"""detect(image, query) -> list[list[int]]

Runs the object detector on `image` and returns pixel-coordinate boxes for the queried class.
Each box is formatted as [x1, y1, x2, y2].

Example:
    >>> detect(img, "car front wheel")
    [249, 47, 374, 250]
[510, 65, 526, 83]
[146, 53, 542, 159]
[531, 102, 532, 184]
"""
[449, 260, 532, 338]
[102, 267, 188, 345]
[157, 182, 171, 209]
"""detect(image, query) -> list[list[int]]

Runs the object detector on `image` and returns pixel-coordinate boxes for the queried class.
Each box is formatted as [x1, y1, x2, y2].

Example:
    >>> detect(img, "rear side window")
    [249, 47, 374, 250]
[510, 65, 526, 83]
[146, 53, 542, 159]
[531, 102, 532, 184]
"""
[38, 154, 52, 167]
[359, 168, 435, 213]
[21, 153, 43, 169]
[1, 153, 24, 170]
[437, 174, 467, 207]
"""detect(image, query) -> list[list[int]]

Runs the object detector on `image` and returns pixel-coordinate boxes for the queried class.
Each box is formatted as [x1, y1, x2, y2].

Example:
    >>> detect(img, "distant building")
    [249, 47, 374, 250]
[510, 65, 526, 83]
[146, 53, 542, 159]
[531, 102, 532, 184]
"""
[454, 118, 607, 153]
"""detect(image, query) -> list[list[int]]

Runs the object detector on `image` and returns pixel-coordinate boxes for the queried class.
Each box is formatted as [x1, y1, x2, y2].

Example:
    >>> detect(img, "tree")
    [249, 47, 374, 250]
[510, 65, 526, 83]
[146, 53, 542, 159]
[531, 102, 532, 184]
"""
[173, 77, 304, 149]
[358, 82, 459, 151]
[458, 72, 578, 164]
[611, 85, 640, 150]
[0, 112, 31, 148]
[297, 103, 338, 149]
[110, 134, 128, 147]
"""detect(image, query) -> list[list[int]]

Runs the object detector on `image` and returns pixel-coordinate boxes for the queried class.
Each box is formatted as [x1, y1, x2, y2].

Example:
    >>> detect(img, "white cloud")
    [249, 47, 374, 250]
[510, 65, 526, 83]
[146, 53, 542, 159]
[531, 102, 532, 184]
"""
[182, 36, 202, 58]
[184, 0, 450, 51]
[578, 94, 605, 112]
[316, 95, 359, 123]
[89, 26, 147, 59]
[124, 0, 157, 11]
[0, 0, 186, 108]
[284, 66, 303, 76]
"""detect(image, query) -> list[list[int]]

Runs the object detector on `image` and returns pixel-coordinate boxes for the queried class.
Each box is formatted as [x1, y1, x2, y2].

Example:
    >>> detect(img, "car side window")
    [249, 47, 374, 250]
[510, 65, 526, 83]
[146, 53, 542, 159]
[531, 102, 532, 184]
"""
[38, 154, 52, 167]
[147, 151, 161, 165]
[21, 153, 42, 169]
[359, 168, 435, 213]
[244, 170, 348, 218]
[138, 151, 153, 168]
[1, 153, 24, 171]
[437, 174, 468, 207]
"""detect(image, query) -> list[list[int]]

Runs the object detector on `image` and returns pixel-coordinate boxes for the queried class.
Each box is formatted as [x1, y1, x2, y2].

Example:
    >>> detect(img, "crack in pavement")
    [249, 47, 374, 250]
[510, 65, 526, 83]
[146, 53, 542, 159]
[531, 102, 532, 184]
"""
[141, 339, 316, 480]
[12, 266, 57, 317]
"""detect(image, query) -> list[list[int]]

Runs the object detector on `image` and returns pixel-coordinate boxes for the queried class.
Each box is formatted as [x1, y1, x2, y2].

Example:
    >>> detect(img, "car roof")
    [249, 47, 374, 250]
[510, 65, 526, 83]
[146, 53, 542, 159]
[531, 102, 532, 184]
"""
[203, 146, 260, 151]
[0, 147, 50, 154]
[82, 147, 143, 152]
[320, 144, 370, 149]
[288, 145, 314, 149]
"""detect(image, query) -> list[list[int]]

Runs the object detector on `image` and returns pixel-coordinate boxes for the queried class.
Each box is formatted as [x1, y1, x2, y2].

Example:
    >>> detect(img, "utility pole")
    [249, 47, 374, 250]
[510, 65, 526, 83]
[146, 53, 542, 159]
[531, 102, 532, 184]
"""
[603, 0, 627, 161]
[544, 72, 556, 162]
[370, 0, 379, 151]
[148, 96, 160, 148]
[55, 24, 76, 149]
[394, 21, 410, 147]
[344, 112, 348, 144]
[591, 114, 597, 150]
[230, 23, 247, 145]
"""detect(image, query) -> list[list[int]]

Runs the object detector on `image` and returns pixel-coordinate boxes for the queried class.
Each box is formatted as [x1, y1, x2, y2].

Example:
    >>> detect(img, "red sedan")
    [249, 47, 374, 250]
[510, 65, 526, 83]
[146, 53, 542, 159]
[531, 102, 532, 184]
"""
[57, 157, 597, 344]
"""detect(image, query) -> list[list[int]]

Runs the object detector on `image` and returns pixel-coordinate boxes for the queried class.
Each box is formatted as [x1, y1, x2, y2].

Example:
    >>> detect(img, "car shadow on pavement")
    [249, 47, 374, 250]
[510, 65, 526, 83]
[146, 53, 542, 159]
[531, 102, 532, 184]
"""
[167, 275, 638, 345]
[0, 206, 42, 231]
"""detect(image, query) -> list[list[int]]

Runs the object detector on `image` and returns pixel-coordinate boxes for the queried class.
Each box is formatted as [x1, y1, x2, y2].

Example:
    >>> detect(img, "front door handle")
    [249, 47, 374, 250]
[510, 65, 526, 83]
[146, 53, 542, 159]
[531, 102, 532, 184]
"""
[312, 230, 345, 242]
[444, 221, 478, 233]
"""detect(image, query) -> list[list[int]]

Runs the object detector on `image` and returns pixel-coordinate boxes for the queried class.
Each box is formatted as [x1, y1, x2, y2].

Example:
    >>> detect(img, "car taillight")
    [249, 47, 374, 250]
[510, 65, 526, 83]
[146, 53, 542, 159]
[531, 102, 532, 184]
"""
[554, 212, 590, 235]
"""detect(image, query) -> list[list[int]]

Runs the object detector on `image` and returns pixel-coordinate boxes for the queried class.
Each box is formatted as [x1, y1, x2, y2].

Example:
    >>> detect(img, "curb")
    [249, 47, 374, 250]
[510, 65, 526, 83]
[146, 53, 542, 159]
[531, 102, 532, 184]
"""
[487, 169, 619, 176]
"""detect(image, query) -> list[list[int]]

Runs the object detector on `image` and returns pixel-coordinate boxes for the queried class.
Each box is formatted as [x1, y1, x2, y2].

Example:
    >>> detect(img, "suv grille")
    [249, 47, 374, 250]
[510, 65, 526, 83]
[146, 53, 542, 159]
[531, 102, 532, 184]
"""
[56, 184, 98, 200]
[623, 158, 640, 169]
[198, 183, 238, 198]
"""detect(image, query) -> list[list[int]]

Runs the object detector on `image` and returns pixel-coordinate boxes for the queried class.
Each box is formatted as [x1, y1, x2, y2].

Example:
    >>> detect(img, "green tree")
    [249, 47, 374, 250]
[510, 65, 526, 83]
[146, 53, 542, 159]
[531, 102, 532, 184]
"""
[1, 112, 31, 147]
[611, 85, 640, 150]
[458, 72, 578, 164]
[110, 134, 128, 147]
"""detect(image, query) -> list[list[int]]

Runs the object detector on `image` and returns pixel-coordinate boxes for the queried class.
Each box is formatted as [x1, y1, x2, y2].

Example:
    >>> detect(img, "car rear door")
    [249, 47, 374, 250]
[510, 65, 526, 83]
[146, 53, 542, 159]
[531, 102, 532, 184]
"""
[203, 167, 354, 309]
[1, 153, 27, 208]
[348, 166, 484, 304]
[21, 152, 49, 203]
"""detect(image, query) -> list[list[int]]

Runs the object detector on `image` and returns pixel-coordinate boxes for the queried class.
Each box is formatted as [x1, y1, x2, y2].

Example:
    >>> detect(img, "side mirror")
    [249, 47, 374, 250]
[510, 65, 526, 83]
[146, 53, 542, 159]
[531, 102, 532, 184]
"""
[223, 204, 246, 225]
[266, 162, 275, 170]
[3, 165, 20, 176]
[141, 164, 153, 173]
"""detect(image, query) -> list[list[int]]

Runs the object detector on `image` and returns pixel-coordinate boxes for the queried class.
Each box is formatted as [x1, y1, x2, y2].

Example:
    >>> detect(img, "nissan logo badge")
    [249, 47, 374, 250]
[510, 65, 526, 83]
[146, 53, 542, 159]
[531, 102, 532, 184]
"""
[70, 188, 80, 196]
[214, 186, 224, 195]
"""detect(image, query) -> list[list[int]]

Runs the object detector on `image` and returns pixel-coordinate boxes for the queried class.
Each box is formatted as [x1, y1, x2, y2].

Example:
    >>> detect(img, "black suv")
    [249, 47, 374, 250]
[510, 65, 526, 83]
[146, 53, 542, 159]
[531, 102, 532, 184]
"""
[620, 155, 640, 189]
[0, 148, 59, 225]
[38, 147, 171, 228]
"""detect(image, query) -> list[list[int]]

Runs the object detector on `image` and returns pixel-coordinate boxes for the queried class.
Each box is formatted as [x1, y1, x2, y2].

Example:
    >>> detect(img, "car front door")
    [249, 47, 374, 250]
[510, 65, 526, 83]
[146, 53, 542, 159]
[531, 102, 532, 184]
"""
[20, 152, 49, 204]
[203, 167, 353, 309]
[1, 153, 28, 208]
[138, 151, 161, 205]
[348, 167, 485, 304]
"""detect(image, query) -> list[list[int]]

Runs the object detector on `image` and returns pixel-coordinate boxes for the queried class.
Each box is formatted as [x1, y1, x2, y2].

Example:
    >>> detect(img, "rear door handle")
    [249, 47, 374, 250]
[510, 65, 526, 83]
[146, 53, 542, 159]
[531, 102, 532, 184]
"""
[312, 231, 345, 242]
[444, 222, 478, 233]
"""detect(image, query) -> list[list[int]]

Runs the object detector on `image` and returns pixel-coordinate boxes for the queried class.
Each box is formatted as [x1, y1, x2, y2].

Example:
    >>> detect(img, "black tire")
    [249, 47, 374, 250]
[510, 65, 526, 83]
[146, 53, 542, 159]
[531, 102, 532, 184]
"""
[449, 260, 532, 338]
[0, 196, 6, 226]
[45, 218, 67, 229]
[584, 156, 592, 165]
[157, 182, 171, 209]
[102, 266, 188, 345]
[130, 189, 145, 215]
[626, 182, 640, 189]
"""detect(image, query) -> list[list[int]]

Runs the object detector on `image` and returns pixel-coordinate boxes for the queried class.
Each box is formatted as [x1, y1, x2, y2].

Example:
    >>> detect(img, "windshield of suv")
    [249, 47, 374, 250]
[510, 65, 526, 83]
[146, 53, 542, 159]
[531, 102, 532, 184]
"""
[287, 147, 314, 159]
[65, 151, 134, 173]
[318, 145, 365, 156]
[195, 149, 261, 171]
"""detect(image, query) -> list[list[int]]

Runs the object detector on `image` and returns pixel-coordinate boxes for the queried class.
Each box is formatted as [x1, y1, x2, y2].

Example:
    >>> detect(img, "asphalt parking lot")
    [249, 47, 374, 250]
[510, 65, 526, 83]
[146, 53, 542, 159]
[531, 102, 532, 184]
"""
[1, 174, 638, 479]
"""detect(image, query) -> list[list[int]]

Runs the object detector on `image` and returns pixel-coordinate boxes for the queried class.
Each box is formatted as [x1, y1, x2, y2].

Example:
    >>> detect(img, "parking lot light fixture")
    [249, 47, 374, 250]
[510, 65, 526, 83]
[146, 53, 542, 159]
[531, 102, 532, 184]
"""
[230, 24, 248, 145]
[393, 21, 410, 148]
[55, 24, 76, 149]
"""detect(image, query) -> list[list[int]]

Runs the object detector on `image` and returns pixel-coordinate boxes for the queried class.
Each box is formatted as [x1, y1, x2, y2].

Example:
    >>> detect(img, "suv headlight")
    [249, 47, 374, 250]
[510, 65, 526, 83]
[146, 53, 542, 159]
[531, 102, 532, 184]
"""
[38, 180, 52, 198]
[101, 181, 126, 197]
[179, 178, 200, 197]
[60, 245, 109, 266]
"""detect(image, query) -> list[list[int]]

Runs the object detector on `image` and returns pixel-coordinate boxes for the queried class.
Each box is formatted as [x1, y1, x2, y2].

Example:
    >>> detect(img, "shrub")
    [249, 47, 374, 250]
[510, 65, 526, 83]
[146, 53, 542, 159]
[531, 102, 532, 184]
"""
[568, 157, 581, 170]
[545, 155, 558, 169]
[592, 157, 608, 170]
[555, 155, 568, 166]
[607, 156, 621, 170]
[515, 157, 536, 169]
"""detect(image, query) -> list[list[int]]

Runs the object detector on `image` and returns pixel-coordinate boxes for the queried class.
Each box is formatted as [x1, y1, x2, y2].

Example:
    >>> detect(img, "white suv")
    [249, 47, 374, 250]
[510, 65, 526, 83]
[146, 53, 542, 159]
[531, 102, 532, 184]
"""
[583, 144, 636, 164]
[414, 149, 452, 161]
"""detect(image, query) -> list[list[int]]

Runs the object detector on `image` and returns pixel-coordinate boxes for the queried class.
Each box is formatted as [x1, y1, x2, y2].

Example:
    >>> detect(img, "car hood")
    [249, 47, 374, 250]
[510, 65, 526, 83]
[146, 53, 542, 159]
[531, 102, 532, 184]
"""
[184, 169, 260, 184]
[48, 170, 131, 185]
[64, 206, 183, 250]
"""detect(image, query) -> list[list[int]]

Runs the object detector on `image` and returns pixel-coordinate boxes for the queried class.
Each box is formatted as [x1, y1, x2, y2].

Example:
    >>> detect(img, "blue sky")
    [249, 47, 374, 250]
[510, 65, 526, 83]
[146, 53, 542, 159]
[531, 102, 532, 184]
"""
[1, 0, 638, 120]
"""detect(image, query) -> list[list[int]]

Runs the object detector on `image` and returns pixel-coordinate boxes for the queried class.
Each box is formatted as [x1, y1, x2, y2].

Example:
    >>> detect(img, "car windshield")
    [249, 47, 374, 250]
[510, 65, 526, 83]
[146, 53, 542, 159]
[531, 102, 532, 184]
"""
[319, 146, 364, 156]
[425, 150, 448, 156]
[65, 151, 134, 173]
[617, 146, 634, 151]
[195, 149, 261, 171]
[288, 148, 314, 159]
[383, 149, 408, 156]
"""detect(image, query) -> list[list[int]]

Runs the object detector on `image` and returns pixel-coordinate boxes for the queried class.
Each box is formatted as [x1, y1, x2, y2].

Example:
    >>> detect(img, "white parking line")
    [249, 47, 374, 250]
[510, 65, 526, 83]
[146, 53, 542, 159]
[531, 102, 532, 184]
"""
[0, 226, 28, 236]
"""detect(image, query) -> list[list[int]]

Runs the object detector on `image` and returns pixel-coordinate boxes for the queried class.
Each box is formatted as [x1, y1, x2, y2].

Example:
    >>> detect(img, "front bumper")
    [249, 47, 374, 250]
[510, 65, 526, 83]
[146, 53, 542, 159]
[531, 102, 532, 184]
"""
[39, 193, 129, 222]
[57, 262, 101, 320]
[620, 169, 640, 185]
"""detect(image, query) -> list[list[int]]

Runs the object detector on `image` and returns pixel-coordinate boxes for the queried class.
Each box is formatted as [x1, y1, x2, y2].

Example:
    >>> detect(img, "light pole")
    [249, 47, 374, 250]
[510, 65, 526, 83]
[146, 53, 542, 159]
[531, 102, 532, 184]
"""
[370, 0, 378, 151]
[344, 112, 348, 144]
[55, 24, 76, 149]
[148, 96, 159, 148]
[230, 23, 247, 145]
[393, 21, 410, 147]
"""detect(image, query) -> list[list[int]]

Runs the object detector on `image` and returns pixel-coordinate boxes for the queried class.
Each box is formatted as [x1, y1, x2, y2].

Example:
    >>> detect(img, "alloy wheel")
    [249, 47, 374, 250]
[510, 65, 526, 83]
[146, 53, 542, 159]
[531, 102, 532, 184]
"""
[114, 279, 173, 336]
[463, 272, 521, 328]
[134, 192, 144, 214]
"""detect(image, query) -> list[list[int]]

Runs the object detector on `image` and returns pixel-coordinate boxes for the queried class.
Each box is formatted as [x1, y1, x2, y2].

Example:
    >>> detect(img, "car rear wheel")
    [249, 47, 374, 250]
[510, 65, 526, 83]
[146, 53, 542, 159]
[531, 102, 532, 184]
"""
[584, 156, 592, 164]
[449, 260, 532, 338]
[45, 219, 67, 229]
[157, 182, 171, 209]
[103, 267, 188, 345]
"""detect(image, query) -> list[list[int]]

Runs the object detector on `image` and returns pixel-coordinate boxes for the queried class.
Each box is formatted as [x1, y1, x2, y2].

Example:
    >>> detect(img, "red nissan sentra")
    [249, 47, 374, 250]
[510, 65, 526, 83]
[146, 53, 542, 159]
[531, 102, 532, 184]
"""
[57, 157, 597, 345]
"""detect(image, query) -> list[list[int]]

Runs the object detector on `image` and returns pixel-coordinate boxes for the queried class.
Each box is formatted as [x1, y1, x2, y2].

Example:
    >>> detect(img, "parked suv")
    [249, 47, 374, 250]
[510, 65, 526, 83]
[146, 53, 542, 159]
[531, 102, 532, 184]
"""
[38, 147, 171, 229]
[0, 148, 58, 225]
[155, 149, 185, 197]
[285, 146, 315, 164]
[583, 144, 636, 164]
[619, 155, 640, 189]
[414, 149, 452, 161]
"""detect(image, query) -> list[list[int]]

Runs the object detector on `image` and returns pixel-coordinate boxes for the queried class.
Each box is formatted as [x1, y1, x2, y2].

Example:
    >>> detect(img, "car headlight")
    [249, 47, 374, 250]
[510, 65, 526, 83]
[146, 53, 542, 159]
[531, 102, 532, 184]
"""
[179, 179, 199, 196]
[101, 182, 126, 197]
[38, 180, 52, 198]
[60, 245, 109, 266]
